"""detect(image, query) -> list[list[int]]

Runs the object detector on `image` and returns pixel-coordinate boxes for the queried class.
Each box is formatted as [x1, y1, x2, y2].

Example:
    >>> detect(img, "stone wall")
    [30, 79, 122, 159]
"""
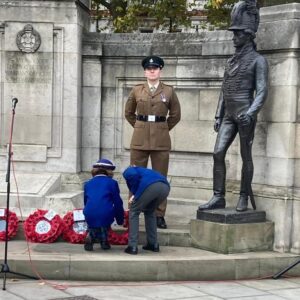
[82, 3, 300, 253]
[0, 1, 299, 254]
[0, 0, 90, 173]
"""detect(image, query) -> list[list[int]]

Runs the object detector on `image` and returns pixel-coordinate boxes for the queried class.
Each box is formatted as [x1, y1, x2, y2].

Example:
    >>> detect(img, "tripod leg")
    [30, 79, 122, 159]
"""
[273, 259, 300, 279]
[1, 263, 37, 290]
[5, 270, 37, 280]
[1, 263, 9, 290]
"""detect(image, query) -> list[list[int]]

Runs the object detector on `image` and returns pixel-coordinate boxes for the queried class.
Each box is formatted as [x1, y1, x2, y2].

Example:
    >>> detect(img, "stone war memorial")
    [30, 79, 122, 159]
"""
[0, 0, 300, 280]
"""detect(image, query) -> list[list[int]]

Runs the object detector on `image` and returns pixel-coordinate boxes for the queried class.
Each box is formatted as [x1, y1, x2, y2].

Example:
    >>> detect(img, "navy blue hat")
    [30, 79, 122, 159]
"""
[93, 158, 116, 170]
[142, 56, 164, 69]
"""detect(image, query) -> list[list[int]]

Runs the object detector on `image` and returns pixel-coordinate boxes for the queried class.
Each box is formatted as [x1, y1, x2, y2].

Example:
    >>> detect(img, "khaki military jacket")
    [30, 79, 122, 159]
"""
[125, 82, 181, 150]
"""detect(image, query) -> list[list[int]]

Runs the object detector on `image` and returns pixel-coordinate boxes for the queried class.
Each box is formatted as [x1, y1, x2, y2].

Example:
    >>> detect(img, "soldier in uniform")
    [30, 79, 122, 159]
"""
[125, 55, 181, 229]
[199, 0, 268, 212]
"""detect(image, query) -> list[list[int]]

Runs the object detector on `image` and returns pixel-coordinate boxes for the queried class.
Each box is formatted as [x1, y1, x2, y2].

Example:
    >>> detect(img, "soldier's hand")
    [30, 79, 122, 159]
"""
[214, 118, 222, 132]
[238, 114, 252, 126]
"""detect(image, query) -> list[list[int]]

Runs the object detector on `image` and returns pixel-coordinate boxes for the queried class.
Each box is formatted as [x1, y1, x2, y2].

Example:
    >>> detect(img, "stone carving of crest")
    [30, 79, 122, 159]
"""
[16, 24, 41, 53]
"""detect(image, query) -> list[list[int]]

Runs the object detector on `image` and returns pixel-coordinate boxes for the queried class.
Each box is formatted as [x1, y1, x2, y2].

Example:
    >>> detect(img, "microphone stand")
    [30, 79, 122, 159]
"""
[273, 258, 300, 279]
[1, 98, 37, 290]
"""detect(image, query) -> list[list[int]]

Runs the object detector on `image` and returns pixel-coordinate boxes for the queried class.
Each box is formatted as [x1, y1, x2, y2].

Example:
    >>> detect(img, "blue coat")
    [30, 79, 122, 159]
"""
[83, 175, 124, 228]
[122, 166, 170, 200]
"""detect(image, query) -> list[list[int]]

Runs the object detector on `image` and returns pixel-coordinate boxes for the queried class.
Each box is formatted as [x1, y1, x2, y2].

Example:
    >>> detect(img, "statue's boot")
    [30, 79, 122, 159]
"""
[236, 194, 248, 212]
[199, 164, 226, 210]
[198, 195, 225, 210]
[236, 169, 249, 212]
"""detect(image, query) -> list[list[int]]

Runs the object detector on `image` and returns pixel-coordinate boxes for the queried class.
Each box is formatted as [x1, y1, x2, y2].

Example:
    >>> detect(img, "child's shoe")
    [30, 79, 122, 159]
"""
[100, 241, 111, 250]
[84, 234, 94, 251]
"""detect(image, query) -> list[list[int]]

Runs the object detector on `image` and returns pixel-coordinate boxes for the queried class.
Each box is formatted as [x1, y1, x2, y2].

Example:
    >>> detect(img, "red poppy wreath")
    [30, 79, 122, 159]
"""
[62, 209, 129, 245]
[108, 210, 129, 245]
[0, 208, 19, 241]
[24, 209, 64, 243]
[62, 209, 87, 244]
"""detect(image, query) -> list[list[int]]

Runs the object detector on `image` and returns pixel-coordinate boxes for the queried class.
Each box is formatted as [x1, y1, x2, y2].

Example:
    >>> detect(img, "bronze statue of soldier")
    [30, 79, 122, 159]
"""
[199, 0, 268, 212]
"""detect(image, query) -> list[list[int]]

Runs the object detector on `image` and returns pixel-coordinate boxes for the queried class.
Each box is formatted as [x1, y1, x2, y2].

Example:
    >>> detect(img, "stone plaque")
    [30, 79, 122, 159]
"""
[1, 22, 54, 146]
[5, 52, 52, 84]
[5, 51, 53, 84]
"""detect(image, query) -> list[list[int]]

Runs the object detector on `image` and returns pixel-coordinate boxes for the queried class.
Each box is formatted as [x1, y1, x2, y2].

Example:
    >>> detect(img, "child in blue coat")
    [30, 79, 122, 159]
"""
[83, 159, 124, 251]
[123, 166, 170, 255]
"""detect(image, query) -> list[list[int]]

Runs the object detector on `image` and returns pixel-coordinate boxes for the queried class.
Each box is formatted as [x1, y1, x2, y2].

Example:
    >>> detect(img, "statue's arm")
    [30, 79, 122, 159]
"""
[125, 88, 137, 127]
[247, 56, 269, 119]
[214, 89, 225, 132]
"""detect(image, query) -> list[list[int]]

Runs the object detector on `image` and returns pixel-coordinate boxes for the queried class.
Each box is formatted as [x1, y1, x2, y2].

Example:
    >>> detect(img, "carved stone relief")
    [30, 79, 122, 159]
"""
[16, 24, 41, 53]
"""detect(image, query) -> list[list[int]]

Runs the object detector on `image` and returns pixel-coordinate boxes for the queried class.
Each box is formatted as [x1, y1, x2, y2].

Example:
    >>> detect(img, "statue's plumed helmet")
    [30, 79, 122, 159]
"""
[229, 0, 259, 37]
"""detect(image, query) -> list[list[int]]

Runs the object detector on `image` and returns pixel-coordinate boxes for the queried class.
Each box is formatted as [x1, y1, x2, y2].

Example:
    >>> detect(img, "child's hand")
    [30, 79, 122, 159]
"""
[128, 195, 135, 204]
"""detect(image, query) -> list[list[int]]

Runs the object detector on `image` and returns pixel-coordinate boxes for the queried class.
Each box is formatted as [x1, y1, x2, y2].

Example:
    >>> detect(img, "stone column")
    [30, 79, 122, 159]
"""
[257, 3, 300, 253]
[81, 33, 103, 171]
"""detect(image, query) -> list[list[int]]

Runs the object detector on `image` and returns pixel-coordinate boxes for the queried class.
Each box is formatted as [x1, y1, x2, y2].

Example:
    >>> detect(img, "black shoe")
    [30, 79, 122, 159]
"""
[100, 241, 111, 250]
[157, 217, 167, 229]
[236, 195, 248, 212]
[124, 246, 138, 255]
[142, 243, 160, 252]
[84, 234, 94, 251]
[198, 195, 226, 211]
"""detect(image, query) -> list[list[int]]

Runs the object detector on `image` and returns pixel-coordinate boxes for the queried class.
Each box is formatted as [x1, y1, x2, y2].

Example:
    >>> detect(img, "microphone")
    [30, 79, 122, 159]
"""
[12, 97, 18, 109]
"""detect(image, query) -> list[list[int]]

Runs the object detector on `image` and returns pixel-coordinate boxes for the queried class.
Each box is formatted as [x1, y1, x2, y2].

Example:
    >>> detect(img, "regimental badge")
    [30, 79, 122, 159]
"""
[150, 58, 153, 63]
[16, 24, 41, 53]
[160, 93, 167, 102]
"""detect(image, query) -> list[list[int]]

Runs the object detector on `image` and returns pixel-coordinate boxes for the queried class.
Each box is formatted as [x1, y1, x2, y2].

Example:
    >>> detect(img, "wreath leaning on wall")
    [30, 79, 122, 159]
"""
[24, 209, 64, 243]
[0, 208, 19, 241]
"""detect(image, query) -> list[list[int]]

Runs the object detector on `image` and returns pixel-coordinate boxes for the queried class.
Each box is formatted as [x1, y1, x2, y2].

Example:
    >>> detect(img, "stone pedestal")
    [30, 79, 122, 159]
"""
[197, 208, 267, 224]
[190, 208, 274, 254]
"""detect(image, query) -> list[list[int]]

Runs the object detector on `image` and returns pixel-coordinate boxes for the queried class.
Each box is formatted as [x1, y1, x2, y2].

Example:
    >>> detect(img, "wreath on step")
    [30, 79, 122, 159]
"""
[24, 209, 64, 243]
[108, 210, 129, 245]
[62, 209, 129, 245]
[62, 209, 88, 244]
[0, 209, 19, 241]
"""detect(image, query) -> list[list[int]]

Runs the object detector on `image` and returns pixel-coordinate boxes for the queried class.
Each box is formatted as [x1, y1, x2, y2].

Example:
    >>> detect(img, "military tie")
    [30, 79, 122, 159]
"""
[150, 86, 156, 94]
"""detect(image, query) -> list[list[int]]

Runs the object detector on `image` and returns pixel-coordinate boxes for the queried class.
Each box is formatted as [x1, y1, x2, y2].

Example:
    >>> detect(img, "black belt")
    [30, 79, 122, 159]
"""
[136, 115, 166, 122]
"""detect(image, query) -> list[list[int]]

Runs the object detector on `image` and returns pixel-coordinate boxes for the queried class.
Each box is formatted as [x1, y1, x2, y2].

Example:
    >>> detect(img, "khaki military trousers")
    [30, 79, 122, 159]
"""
[130, 149, 169, 217]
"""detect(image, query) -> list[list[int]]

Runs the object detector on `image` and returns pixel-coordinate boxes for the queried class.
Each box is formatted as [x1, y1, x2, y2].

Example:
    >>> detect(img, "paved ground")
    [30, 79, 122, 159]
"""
[0, 277, 300, 300]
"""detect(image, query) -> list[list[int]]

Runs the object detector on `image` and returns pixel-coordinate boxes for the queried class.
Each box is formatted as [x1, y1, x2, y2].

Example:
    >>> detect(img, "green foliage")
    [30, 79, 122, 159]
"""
[150, 0, 195, 32]
[91, 0, 196, 33]
[112, 0, 153, 33]
[204, 0, 238, 30]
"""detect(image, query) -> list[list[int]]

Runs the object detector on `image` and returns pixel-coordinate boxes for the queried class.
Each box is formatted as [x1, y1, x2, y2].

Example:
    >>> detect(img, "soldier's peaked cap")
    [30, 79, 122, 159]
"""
[142, 56, 164, 69]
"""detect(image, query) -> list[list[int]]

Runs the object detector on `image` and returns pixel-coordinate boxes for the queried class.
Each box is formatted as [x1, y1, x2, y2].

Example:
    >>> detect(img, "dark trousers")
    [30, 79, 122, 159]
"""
[213, 115, 255, 197]
[88, 227, 109, 243]
[128, 182, 170, 247]
[130, 149, 169, 217]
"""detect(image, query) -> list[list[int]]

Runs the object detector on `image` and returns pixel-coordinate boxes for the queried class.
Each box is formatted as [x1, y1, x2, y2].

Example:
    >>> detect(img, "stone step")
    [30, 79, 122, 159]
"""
[1, 240, 299, 281]
[165, 197, 201, 227]
[13, 220, 191, 247]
